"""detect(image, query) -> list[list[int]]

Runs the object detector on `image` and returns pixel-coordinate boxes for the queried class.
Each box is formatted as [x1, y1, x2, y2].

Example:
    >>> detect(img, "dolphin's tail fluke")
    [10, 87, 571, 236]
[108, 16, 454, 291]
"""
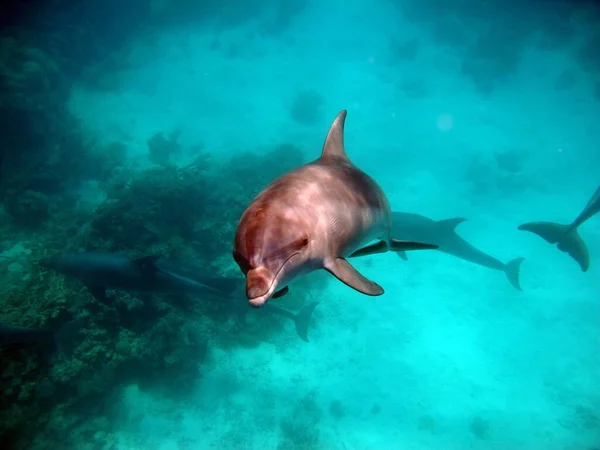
[504, 257, 525, 291]
[293, 302, 319, 343]
[518, 221, 589, 272]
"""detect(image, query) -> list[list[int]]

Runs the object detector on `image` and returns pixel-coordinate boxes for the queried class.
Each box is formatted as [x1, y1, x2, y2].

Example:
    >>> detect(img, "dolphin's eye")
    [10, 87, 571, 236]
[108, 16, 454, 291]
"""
[263, 236, 309, 261]
[233, 250, 250, 274]
[289, 236, 309, 251]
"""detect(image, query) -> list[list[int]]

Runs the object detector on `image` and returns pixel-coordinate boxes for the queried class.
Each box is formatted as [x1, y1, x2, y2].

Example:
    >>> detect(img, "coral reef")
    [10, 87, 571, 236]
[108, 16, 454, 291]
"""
[0, 23, 129, 235]
[290, 89, 325, 126]
[278, 391, 324, 450]
[0, 136, 311, 449]
[147, 131, 182, 167]
[0, 32, 315, 450]
[0, 36, 63, 108]
[460, 24, 526, 94]
[0, 133, 127, 231]
[462, 147, 537, 200]
[0, 34, 69, 184]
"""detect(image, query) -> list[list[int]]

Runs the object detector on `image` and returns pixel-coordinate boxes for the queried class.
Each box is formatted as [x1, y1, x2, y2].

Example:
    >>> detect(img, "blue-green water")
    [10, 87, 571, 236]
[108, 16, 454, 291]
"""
[1, 1, 599, 449]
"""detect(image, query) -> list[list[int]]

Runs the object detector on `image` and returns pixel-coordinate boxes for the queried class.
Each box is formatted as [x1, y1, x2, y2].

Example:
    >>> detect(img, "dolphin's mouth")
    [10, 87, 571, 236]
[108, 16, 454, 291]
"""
[248, 286, 276, 308]
[247, 252, 299, 307]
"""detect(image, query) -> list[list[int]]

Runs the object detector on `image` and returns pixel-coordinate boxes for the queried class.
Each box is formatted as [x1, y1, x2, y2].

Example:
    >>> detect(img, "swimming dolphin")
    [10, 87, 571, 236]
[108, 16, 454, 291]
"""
[199, 276, 319, 342]
[39, 252, 220, 303]
[518, 184, 600, 272]
[233, 110, 438, 307]
[40, 253, 318, 342]
[391, 212, 524, 290]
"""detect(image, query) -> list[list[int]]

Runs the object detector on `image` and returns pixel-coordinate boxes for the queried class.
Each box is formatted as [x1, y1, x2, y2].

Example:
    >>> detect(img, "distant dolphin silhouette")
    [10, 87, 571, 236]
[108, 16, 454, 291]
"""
[518, 184, 600, 272]
[391, 212, 524, 290]
[39, 252, 221, 302]
[40, 252, 318, 342]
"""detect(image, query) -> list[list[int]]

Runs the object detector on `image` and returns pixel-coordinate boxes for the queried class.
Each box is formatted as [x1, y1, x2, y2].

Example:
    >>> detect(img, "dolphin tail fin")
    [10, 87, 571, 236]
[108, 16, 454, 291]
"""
[518, 221, 589, 272]
[52, 316, 88, 359]
[504, 257, 525, 291]
[293, 302, 319, 343]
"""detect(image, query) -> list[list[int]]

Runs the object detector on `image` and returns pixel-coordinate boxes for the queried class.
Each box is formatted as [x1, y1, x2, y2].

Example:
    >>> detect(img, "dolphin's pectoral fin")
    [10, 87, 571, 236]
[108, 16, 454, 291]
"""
[397, 251, 408, 261]
[133, 255, 161, 276]
[325, 258, 384, 296]
[272, 286, 289, 299]
[350, 239, 438, 258]
[348, 240, 388, 258]
[86, 285, 109, 304]
[390, 239, 438, 252]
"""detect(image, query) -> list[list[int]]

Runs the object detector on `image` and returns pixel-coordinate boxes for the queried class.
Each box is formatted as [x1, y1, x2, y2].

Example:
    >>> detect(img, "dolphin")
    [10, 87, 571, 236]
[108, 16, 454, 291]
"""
[518, 184, 600, 272]
[233, 110, 438, 307]
[391, 212, 524, 290]
[40, 253, 318, 342]
[39, 252, 221, 303]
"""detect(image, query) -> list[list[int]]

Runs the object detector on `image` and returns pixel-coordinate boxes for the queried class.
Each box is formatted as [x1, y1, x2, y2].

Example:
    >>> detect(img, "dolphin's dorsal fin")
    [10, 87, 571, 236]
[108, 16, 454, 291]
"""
[437, 218, 466, 230]
[320, 110, 349, 161]
[133, 255, 160, 275]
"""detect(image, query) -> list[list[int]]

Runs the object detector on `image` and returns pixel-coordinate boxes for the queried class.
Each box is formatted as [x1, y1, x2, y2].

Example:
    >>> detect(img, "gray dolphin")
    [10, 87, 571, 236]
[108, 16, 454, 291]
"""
[233, 110, 438, 307]
[40, 253, 318, 342]
[39, 252, 220, 302]
[518, 184, 600, 272]
[391, 212, 524, 290]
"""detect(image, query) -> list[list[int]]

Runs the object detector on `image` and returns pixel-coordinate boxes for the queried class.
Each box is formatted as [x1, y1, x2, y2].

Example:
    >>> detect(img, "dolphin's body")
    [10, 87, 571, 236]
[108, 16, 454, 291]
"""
[233, 110, 437, 307]
[40, 253, 318, 341]
[518, 184, 600, 272]
[40, 252, 220, 302]
[391, 212, 524, 290]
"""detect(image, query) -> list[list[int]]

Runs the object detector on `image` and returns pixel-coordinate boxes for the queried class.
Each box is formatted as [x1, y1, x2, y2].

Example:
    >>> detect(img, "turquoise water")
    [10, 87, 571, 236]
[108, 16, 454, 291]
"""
[2, 0, 600, 449]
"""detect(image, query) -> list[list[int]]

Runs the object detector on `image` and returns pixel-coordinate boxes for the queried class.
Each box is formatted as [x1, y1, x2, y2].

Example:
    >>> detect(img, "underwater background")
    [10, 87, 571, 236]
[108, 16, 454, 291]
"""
[1, 0, 599, 449]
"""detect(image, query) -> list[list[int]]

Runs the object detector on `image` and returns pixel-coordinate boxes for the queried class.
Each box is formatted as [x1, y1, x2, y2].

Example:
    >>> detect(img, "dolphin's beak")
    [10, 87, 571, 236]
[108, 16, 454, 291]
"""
[246, 267, 277, 308]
